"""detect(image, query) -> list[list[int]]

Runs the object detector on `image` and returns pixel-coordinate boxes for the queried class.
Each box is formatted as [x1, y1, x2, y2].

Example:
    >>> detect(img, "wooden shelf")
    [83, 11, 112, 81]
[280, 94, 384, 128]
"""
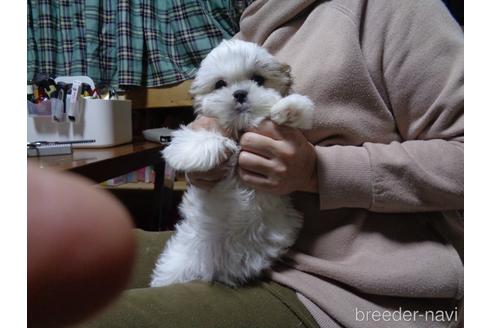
[104, 182, 155, 190]
[125, 80, 193, 109]
[173, 180, 187, 191]
[103, 180, 187, 191]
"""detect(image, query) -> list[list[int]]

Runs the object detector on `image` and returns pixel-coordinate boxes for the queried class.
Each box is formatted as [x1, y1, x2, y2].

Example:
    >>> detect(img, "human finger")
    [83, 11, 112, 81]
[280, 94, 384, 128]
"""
[187, 166, 228, 181]
[238, 151, 275, 177]
[238, 167, 275, 192]
[246, 119, 295, 140]
[189, 115, 231, 138]
[239, 132, 278, 159]
[186, 160, 230, 189]
[28, 166, 136, 328]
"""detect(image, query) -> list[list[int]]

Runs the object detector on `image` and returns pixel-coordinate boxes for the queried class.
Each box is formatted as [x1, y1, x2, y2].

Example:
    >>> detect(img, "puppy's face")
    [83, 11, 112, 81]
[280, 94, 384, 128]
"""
[190, 40, 292, 133]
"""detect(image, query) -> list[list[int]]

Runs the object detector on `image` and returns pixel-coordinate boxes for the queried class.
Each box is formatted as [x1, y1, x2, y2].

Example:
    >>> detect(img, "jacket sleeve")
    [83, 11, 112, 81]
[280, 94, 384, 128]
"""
[317, 0, 463, 212]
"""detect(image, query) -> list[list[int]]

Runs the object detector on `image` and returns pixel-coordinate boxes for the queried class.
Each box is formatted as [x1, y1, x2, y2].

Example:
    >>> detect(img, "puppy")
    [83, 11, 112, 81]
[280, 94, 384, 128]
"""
[150, 39, 314, 287]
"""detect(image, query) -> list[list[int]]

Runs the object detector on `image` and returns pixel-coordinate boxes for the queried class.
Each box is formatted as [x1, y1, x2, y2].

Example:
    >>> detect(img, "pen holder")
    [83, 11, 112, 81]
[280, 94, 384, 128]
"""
[27, 98, 132, 148]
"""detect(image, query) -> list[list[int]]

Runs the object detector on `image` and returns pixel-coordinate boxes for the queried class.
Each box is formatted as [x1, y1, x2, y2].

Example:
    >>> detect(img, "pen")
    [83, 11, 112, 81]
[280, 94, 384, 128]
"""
[27, 139, 96, 147]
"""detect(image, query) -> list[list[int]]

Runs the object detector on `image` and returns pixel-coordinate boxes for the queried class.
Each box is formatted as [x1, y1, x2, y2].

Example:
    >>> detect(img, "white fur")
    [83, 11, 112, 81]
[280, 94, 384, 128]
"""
[198, 81, 282, 134]
[151, 40, 314, 288]
[163, 126, 239, 172]
[150, 178, 303, 287]
[271, 94, 315, 129]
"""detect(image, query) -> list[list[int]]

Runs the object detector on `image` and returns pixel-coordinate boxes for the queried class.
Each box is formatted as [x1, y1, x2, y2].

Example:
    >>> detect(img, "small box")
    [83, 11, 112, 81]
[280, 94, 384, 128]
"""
[27, 98, 132, 148]
[28, 75, 132, 148]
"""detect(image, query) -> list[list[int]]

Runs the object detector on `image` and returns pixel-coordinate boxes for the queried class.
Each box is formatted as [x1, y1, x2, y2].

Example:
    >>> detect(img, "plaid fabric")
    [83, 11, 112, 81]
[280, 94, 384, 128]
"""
[27, 0, 255, 87]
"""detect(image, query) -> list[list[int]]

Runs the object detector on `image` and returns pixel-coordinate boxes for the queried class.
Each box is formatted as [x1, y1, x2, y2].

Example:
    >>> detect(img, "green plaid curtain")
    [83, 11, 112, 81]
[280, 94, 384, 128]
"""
[27, 0, 254, 87]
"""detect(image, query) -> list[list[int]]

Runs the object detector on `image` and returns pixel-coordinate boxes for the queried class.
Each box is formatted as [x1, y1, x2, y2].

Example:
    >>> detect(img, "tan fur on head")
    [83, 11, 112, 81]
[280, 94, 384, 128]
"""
[261, 61, 292, 96]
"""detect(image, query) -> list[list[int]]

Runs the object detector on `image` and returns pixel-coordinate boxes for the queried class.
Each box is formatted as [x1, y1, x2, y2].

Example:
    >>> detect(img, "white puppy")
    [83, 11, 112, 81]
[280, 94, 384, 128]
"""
[150, 39, 314, 287]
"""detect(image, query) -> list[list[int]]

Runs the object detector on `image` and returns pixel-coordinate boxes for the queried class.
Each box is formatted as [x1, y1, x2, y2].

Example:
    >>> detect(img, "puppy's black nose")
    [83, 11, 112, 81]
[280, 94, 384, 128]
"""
[233, 90, 248, 104]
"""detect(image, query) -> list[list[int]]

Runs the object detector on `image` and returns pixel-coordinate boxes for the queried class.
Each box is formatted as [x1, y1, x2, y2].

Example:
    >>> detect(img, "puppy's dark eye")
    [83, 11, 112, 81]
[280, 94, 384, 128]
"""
[251, 75, 265, 86]
[215, 80, 227, 89]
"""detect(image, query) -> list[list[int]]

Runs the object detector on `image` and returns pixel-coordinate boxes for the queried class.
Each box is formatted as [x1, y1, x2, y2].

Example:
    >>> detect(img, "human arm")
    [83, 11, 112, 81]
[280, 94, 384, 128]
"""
[238, 0, 463, 212]
[315, 0, 463, 212]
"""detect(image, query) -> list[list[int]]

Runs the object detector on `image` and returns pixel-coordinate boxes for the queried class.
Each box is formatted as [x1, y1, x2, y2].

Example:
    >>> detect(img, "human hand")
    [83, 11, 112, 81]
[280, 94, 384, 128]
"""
[186, 160, 231, 190]
[186, 116, 233, 190]
[238, 120, 318, 195]
[189, 115, 229, 135]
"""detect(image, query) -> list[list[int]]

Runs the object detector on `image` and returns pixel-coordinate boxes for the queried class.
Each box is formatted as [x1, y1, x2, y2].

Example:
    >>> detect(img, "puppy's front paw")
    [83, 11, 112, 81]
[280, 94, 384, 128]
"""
[162, 126, 239, 172]
[270, 94, 314, 129]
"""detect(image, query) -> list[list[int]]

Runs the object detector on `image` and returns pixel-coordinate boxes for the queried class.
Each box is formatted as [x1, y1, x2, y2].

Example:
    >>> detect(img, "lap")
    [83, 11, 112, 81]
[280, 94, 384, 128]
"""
[80, 229, 318, 328]
[81, 280, 314, 328]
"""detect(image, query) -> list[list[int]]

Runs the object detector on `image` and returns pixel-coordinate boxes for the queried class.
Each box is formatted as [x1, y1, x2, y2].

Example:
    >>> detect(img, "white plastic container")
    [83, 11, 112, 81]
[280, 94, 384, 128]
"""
[27, 98, 132, 148]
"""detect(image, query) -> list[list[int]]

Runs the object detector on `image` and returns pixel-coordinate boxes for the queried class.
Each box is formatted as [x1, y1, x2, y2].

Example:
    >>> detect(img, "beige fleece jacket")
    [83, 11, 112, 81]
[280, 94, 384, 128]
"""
[236, 0, 464, 327]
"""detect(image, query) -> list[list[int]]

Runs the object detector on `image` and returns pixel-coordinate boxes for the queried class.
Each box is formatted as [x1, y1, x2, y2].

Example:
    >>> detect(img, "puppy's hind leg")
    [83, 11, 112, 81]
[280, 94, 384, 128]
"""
[162, 126, 239, 172]
[270, 94, 315, 129]
[150, 230, 209, 287]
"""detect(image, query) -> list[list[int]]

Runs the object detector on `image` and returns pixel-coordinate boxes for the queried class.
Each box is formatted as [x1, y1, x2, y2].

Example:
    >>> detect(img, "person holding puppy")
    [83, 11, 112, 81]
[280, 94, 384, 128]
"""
[32, 0, 462, 327]
[185, 0, 464, 327]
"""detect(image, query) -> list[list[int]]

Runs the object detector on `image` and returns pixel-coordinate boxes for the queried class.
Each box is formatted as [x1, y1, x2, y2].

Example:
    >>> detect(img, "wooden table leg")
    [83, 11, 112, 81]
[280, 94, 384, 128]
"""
[152, 161, 166, 231]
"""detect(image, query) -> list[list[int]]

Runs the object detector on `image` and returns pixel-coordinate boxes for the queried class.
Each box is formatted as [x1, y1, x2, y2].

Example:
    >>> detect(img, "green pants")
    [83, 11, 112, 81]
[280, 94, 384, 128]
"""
[81, 230, 319, 328]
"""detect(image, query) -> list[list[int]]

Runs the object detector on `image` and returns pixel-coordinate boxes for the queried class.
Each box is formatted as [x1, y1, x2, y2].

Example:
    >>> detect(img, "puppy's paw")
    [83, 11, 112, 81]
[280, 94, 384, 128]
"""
[162, 126, 239, 172]
[149, 276, 173, 288]
[149, 272, 187, 288]
[270, 94, 314, 129]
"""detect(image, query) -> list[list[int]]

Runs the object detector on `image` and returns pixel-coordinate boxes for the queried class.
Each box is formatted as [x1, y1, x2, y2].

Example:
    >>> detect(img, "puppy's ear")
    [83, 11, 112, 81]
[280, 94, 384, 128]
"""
[278, 62, 293, 95]
[189, 78, 203, 98]
[279, 62, 292, 75]
[188, 79, 205, 114]
[266, 62, 293, 96]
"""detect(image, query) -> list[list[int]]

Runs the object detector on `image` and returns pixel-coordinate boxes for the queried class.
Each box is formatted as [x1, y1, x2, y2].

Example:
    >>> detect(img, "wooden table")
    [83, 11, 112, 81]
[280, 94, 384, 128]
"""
[28, 140, 164, 182]
[28, 140, 169, 230]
